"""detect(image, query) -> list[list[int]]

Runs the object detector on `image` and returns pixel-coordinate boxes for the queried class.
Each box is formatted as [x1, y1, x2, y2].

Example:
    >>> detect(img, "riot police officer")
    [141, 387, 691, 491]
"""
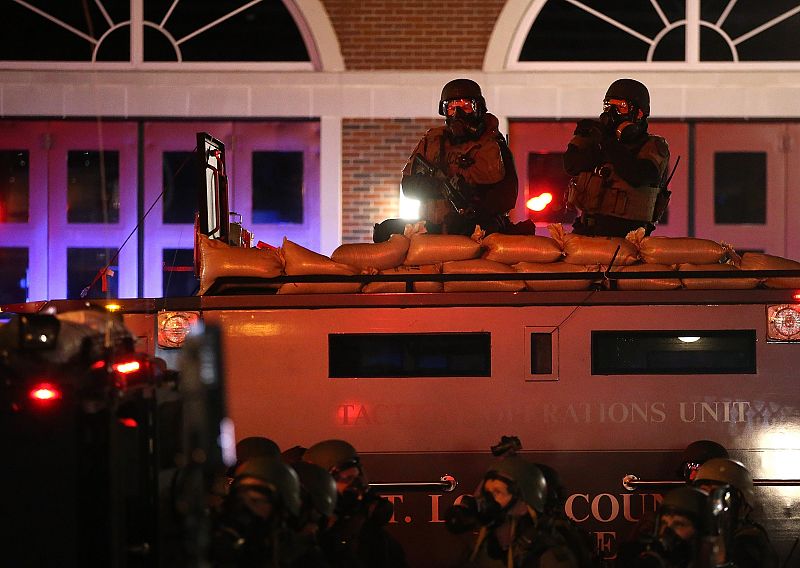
[447, 456, 586, 567]
[373, 78, 530, 242]
[692, 458, 779, 568]
[564, 78, 671, 237]
[211, 456, 315, 567]
[303, 439, 407, 567]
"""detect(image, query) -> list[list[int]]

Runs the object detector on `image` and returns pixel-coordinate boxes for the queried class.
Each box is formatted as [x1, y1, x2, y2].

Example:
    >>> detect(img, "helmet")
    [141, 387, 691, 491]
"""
[291, 461, 338, 517]
[693, 458, 755, 505]
[439, 78, 487, 117]
[236, 436, 280, 462]
[233, 456, 302, 517]
[534, 462, 567, 513]
[303, 439, 361, 476]
[484, 457, 547, 513]
[604, 78, 650, 117]
[677, 440, 729, 479]
[659, 486, 707, 523]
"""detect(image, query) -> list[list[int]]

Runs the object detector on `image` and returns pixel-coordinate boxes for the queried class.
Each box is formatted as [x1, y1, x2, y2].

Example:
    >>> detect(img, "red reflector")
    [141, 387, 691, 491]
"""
[119, 417, 138, 428]
[29, 383, 62, 402]
[526, 192, 553, 212]
[113, 360, 141, 374]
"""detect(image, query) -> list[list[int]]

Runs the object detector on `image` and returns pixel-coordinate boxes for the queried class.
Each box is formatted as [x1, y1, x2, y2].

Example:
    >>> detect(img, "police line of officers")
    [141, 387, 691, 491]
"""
[373, 77, 671, 242]
[208, 436, 779, 568]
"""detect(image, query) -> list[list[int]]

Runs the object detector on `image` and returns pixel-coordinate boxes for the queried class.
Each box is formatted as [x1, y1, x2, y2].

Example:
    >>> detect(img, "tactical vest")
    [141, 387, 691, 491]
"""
[567, 134, 669, 223]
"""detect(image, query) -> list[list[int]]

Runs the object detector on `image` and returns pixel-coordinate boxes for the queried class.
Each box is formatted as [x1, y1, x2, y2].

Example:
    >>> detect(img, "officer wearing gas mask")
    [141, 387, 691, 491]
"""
[446, 457, 583, 567]
[692, 458, 779, 568]
[303, 439, 407, 568]
[629, 486, 707, 568]
[211, 456, 313, 567]
[373, 78, 530, 242]
[564, 78, 671, 237]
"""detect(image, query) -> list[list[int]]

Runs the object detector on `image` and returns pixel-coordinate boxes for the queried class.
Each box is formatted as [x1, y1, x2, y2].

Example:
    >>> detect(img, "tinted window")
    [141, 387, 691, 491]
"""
[329, 333, 491, 378]
[0, 247, 29, 303]
[714, 152, 766, 224]
[252, 151, 304, 224]
[162, 248, 198, 297]
[0, 151, 29, 223]
[67, 151, 120, 223]
[592, 330, 757, 374]
[67, 247, 119, 299]
[162, 151, 197, 224]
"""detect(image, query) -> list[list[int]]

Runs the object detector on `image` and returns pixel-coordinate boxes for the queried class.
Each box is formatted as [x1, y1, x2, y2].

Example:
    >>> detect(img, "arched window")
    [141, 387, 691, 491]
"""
[3, 0, 334, 69]
[489, 0, 800, 69]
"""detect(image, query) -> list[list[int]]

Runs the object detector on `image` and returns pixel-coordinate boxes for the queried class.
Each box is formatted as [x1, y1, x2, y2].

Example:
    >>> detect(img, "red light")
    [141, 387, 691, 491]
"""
[113, 360, 141, 374]
[526, 192, 553, 212]
[793, 292, 800, 302]
[118, 417, 138, 428]
[29, 383, 62, 402]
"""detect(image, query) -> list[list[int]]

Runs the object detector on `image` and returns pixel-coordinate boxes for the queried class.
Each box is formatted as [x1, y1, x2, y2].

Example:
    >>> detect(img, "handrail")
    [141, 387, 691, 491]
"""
[244, 268, 800, 285]
[370, 474, 457, 493]
[623, 474, 800, 491]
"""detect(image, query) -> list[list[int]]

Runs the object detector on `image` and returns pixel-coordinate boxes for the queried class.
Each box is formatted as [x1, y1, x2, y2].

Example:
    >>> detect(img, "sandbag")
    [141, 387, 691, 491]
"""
[678, 263, 759, 290]
[638, 236, 726, 265]
[404, 234, 482, 265]
[362, 264, 443, 293]
[331, 234, 410, 271]
[481, 233, 563, 265]
[562, 234, 638, 266]
[443, 259, 524, 292]
[740, 252, 800, 289]
[609, 263, 681, 291]
[282, 238, 357, 276]
[514, 262, 597, 291]
[198, 234, 283, 295]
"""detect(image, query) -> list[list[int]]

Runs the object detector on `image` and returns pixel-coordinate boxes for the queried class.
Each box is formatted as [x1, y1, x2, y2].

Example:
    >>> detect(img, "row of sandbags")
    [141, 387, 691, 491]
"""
[196, 224, 800, 295]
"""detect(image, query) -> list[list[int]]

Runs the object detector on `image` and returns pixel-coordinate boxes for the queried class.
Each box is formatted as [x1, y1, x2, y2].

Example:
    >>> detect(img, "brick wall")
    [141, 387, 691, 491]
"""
[321, 0, 506, 70]
[341, 118, 439, 243]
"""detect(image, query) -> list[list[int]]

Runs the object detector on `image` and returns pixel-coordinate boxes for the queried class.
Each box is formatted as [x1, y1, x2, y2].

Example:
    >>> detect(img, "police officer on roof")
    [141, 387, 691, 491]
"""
[373, 78, 533, 242]
[564, 78, 671, 237]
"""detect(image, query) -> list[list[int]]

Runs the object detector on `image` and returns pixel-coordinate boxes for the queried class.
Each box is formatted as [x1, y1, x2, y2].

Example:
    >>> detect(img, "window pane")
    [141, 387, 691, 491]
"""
[714, 152, 766, 224]
[527, 152, 575, 224]
[0, 151, 29, 223]
[162, 151, 197, 224]
[162, 248, 198, 297]
[67, 247, 119, 299]
[67, 151, 120, 223]
[252, 151, 304, 224]
[530, 333, 553, 374]
[329, 333, 491, 378]
[0, 247, 29, 303]
[592, 330, 757, 374]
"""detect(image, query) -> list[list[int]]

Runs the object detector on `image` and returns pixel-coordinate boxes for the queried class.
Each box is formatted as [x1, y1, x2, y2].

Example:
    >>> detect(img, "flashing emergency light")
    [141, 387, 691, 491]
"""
[793, 292, 800, 302]
[29, 382, 62, 403]
[118, 417, 138, 428]
[113, 360, 141, 374]
[526, 192, 553, 212]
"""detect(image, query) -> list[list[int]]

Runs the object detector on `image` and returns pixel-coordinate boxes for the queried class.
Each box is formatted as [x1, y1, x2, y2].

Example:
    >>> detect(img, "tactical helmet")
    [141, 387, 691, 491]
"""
[291, 461, 338, 517]
[303, 439, 361, 476]
[659, 486, 707, 522]
[604, 78, 650, 117]
[484, 457, 547, 513]
[439, 78, 487, 117]
[677, 440, 729, 479]
[693, 458, 755, 505]
[236, 436, 281, 462]
[233, 456, 302, 517]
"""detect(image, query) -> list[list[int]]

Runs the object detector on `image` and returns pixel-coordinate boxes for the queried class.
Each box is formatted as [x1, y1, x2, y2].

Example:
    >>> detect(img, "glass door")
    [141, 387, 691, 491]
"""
[694, 123, 788, 255]
[47, 122, 138, 300]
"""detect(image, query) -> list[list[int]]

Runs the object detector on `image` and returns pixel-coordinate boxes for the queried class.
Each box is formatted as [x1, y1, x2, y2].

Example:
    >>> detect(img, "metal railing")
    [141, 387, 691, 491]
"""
[370, 474, 458, 493]
[623, 474, 800, 491]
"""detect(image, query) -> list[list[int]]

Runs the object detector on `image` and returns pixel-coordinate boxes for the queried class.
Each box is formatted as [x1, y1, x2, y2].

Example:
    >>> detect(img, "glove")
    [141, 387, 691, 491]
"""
[574, 119, 604, 141]
[401, 174, 442, 200]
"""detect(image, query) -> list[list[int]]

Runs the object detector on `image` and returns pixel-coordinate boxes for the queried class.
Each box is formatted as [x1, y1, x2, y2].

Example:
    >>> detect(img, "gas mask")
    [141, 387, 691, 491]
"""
[600, 99, 646, 143]
[443, 98, 484, 141]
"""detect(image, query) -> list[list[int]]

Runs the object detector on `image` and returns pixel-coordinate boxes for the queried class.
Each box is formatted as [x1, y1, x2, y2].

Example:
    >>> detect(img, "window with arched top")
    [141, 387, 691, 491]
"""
[3, 0, 321, 68]
[497, 0, 800, 69]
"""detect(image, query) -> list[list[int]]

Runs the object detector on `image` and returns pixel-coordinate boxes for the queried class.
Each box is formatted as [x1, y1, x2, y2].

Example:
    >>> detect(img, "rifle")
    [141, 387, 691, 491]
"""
[653, 155, 680, 224]
[411, 153, 473, 214]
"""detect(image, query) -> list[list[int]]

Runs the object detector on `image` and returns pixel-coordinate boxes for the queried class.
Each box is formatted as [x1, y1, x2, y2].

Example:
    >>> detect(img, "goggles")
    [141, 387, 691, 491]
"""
[603, 98, 632, 115]
[682, 462, 701, 481]
[443, 98, 478, 117]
